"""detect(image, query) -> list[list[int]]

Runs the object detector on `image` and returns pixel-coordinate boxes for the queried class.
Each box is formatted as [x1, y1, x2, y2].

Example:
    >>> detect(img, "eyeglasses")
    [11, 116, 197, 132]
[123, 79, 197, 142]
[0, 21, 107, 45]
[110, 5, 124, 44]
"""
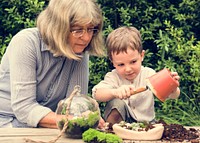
[70, 28, 99, 38]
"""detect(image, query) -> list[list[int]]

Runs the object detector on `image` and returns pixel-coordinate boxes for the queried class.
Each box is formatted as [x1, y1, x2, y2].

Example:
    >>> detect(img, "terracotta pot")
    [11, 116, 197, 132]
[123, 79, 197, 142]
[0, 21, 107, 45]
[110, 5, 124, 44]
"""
[146, 68, 179, 102]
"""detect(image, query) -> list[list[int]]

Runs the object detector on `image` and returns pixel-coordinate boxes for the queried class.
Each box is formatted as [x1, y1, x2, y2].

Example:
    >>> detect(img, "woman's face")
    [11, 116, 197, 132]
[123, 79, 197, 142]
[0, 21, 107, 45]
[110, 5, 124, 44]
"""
[112, 47, 145, 82]
[69, 24, 96, 54]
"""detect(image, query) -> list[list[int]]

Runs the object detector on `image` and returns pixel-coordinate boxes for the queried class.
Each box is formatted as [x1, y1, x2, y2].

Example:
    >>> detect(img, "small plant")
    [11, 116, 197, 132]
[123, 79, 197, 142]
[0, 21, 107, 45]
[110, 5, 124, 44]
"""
[58, 111, 100, 139]
[82, 128, 123, 143]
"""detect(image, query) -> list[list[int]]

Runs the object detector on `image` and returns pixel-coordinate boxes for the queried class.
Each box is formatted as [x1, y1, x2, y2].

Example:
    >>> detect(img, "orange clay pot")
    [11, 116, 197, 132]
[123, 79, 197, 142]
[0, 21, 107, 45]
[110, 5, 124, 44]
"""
[146, 68, 179, 102]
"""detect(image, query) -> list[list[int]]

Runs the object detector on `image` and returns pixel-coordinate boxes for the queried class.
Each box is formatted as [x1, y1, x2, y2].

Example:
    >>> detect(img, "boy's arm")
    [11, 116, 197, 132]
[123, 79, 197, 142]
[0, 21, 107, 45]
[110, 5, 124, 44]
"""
[92, 71, 118, 102]
[92, 70, 134, 102]
[94, 85, 135, 102]
[94, 88, 116, 102]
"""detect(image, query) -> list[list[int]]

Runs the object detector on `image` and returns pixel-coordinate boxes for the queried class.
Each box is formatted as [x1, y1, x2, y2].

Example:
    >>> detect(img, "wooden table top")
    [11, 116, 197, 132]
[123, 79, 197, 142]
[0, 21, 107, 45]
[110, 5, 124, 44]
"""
[0, 128, 84, 143]
[0, 127, 199, 143]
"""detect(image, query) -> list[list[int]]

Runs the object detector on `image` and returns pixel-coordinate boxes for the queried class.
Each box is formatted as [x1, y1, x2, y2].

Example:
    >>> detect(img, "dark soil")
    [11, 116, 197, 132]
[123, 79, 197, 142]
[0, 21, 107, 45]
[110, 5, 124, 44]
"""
[105, 120, 200, 142]
[158, 120, 200, 142]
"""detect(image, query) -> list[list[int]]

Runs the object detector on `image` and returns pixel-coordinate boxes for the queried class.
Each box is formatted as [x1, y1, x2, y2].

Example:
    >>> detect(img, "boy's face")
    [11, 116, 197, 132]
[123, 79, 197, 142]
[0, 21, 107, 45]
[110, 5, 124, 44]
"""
[112, 47, 145, 82]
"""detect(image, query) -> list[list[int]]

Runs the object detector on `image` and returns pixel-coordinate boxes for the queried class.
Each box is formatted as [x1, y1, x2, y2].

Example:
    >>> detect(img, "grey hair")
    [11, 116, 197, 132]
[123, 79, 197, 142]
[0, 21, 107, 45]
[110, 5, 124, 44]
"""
[37, 0, 105, 60]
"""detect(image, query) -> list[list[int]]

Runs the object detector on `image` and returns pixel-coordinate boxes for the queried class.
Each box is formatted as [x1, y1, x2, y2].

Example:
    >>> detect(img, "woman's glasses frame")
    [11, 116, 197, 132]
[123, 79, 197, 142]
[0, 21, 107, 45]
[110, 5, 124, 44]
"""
[70, 28, 99, 38]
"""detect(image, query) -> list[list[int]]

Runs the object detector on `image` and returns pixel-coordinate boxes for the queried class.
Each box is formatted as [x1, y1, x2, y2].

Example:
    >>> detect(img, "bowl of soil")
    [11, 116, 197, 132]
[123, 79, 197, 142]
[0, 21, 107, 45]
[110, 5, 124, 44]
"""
[56, 85, 100, 139]
[112, 121, 164, 140]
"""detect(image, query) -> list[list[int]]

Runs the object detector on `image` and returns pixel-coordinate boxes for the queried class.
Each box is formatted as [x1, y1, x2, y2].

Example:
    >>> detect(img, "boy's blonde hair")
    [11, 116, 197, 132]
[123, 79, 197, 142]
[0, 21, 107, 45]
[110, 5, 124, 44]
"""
[106, 26, 142, 60]
[37, 0, 105, 60]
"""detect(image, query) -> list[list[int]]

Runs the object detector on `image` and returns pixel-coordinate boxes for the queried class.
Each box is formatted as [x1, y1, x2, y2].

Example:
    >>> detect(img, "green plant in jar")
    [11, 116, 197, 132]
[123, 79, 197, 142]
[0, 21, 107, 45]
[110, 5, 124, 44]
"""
[56, 85, 100, 139]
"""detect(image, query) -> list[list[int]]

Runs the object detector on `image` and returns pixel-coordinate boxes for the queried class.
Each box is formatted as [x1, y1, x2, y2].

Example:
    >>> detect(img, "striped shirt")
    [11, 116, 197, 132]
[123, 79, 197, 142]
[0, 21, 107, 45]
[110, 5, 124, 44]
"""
[0, 28, 89, 127]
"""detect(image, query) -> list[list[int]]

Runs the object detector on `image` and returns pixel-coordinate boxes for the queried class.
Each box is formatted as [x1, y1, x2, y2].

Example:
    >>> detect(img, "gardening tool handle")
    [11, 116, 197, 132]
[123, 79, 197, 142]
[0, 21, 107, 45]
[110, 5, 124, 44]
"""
[130, 86, 148, 95]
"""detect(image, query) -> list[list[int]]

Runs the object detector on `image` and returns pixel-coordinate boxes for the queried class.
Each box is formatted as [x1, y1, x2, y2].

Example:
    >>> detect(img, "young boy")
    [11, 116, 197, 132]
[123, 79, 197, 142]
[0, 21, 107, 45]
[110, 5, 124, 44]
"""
[92, 26, 180, 125]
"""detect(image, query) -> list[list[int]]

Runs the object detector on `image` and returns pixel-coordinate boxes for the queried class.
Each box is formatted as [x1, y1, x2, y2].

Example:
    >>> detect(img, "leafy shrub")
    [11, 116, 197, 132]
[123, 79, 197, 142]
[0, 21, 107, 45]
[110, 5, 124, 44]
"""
[0, 0, 46, 60]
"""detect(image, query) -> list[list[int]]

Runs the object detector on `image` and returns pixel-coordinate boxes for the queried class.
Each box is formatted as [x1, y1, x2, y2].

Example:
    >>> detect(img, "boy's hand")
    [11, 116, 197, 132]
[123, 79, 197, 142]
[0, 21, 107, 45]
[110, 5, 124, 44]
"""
[168, 71, 181, 99]
[170, 72, 180, 86]
[112, 85, 135, 99]
[98, 117, 105, 129]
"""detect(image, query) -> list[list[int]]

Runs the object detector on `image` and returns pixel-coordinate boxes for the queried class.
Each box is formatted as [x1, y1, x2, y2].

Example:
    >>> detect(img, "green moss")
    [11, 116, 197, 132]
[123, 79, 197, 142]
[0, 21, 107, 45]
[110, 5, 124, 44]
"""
[58, 111, 100, 138]
[67, 111, 99, 127]
[82, 128, 123, 143]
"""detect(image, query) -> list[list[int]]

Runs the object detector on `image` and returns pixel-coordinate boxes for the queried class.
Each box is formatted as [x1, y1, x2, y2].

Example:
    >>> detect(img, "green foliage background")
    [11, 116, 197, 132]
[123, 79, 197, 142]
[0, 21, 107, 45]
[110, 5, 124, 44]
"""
[0, 0, 199, 126]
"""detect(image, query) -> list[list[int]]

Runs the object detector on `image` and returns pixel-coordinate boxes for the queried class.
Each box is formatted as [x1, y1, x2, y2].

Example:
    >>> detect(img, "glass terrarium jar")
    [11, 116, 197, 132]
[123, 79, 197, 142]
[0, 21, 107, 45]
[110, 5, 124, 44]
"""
[55, 85, 100, 139]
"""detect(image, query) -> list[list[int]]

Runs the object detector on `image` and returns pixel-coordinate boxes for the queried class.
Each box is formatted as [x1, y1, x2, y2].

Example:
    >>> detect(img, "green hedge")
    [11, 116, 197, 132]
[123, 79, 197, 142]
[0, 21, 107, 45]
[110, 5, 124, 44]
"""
[0, 0, 200, 126]
[0, 0, 46, 59]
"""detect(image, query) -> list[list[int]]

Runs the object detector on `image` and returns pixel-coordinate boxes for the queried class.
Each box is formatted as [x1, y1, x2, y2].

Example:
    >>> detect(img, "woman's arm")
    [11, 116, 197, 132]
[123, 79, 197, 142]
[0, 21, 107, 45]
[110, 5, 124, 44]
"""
[38, 112, 58, 128]
[9, 29, 54, 127]
[38, 111, 105, 129]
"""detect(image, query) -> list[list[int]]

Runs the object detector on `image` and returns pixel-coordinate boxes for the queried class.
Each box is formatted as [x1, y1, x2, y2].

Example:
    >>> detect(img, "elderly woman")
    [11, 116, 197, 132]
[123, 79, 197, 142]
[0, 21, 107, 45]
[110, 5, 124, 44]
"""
[0, 0, 105, 128]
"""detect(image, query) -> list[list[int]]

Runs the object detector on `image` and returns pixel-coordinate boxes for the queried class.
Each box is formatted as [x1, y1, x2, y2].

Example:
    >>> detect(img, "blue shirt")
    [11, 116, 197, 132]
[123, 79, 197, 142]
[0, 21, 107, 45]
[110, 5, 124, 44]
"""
[0, 28, 89, 127]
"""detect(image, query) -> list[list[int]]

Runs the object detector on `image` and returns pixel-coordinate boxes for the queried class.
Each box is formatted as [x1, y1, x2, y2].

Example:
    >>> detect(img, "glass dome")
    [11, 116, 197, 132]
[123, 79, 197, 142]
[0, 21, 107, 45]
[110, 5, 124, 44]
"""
[56, 85, 100, 139]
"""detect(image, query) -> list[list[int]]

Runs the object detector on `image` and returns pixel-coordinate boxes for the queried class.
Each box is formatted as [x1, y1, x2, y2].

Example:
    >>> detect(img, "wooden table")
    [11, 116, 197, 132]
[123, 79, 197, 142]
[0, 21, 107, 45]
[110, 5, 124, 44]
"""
[0, 127, 199, 143]
[0, 128, 84, 143]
